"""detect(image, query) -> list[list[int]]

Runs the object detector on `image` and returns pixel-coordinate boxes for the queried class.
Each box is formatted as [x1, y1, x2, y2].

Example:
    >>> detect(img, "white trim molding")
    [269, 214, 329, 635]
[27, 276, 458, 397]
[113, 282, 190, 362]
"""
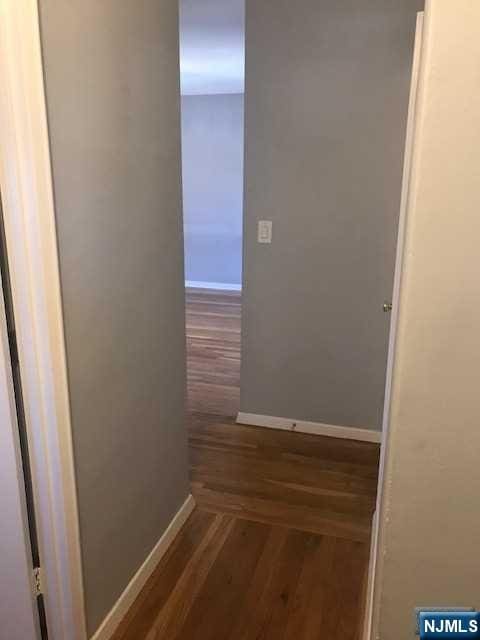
[185, 280, 242, 292]
[367, 11, 425, 639]
[0, 1, 87, 638]
[237, 412, 382, 444]
[0, 278, 41, 639]
[91, 495, 196, 640]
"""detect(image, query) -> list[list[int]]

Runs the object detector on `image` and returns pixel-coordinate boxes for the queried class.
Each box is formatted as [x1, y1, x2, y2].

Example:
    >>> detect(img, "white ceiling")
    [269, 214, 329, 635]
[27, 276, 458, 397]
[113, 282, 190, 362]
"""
[179, 0, 245, 96]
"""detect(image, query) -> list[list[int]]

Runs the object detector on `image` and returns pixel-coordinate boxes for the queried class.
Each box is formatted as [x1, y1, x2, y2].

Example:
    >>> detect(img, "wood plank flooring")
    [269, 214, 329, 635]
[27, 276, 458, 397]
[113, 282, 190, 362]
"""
[185, 288, 241, 417]
[189, 414, 379, 544]
[113, 418, 379, 640]
[112, 289, 380, 640]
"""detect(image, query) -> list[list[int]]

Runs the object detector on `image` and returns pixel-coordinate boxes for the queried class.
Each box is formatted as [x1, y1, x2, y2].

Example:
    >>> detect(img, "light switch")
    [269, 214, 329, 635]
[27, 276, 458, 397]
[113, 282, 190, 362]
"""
[258, 220, 272, 244]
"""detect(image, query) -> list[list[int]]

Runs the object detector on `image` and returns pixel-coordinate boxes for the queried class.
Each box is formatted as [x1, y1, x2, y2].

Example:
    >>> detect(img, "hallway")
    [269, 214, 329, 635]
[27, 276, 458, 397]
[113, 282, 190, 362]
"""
[112, 411, 379, 639]
[5, 1, 478, 638]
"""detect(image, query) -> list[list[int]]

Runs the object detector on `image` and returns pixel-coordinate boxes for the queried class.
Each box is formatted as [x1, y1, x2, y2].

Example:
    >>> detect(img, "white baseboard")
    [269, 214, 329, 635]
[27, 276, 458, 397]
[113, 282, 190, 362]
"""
[236, 412, 382, 444]
[91, 494, 195, 640]
[185, 280, 242, 292]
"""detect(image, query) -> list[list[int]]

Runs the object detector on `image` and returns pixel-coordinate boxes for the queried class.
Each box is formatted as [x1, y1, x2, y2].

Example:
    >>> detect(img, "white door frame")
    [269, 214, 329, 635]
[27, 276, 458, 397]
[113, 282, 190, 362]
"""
[363, 8, 427, 639]
[0, 272, 41, 640]
[0, 1, 87, 639]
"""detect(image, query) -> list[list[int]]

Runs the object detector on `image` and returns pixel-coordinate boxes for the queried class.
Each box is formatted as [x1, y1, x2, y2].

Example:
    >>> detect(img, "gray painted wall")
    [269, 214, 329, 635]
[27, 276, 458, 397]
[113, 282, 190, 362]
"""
[373, 1, 480, 634]
[181, 93, 244, 286]
[179, 0, 245, 95]
[38, 1, 189, 635]
[241, 0, 423, 430]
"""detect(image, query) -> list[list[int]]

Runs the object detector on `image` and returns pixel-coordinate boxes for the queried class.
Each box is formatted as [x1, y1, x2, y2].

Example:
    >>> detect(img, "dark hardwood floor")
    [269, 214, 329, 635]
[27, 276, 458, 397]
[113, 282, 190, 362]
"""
[111, 289, 380, 640]
[185, 288, 241, 417]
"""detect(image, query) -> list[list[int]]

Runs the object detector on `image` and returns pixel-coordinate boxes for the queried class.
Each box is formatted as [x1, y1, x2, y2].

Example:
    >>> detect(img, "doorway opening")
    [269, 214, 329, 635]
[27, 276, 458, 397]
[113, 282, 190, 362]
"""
[179, 0, 245, 419]
[110, 1, 421, 638]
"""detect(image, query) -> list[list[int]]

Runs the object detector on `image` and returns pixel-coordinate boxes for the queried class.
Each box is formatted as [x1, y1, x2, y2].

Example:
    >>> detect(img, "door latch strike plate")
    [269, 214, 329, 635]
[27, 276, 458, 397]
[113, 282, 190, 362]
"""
[33, 567, 43, 597]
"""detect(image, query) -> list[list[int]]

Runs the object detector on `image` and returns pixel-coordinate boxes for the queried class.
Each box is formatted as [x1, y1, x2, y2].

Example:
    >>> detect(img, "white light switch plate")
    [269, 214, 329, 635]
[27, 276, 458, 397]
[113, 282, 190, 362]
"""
[258, 220, 272, 243]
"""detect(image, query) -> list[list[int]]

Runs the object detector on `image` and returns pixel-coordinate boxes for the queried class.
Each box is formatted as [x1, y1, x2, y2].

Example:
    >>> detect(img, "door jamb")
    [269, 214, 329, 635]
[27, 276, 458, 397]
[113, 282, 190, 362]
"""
[0, 271, 41, 639]
[0, 1, 87, 639]
[363, 9, 427, 639]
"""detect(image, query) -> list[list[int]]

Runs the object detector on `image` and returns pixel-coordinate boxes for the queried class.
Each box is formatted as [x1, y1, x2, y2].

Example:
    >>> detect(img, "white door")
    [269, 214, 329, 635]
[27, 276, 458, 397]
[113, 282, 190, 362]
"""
[0, 274, 40, 640]
[362, 12, 424, 640]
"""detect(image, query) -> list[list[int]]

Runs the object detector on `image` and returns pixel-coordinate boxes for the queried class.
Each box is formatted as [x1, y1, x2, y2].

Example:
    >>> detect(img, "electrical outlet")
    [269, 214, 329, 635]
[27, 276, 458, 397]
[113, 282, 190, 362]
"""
[258, 220, 272, 243]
